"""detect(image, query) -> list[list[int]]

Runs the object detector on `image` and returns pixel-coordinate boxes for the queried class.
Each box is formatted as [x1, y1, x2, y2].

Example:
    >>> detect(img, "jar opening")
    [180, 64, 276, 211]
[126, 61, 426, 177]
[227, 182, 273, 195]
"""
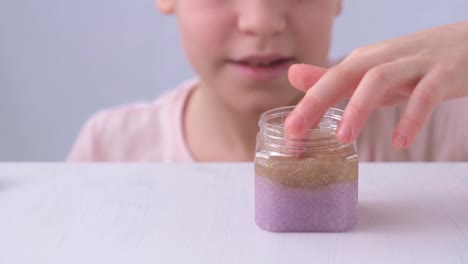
[258, 106, 352, 152]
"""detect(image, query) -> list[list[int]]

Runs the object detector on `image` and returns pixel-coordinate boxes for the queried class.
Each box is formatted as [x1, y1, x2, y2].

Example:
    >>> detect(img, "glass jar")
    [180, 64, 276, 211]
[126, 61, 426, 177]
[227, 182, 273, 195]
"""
[254, 106, 359, 232]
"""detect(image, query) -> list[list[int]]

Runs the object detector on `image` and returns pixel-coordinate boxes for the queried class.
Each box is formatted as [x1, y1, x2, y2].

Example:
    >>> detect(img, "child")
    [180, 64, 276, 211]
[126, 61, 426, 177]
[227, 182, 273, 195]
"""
[68, 0, 468, 162]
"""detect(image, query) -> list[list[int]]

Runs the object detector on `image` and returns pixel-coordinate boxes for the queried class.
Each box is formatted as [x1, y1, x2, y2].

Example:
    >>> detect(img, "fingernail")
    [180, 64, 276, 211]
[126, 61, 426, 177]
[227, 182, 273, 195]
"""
[285, 113, 304, 134]
[393, 132, 407, 149]
[337, 122, 352, 142]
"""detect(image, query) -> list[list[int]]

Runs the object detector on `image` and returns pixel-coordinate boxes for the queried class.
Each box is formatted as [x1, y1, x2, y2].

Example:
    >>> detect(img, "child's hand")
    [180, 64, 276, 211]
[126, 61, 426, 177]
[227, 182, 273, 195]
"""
[285, 21, 468, 149]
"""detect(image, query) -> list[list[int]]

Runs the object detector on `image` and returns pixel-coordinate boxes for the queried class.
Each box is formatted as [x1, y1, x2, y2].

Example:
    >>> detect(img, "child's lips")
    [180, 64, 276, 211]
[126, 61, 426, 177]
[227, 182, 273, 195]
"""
[227, 57, 295, 81]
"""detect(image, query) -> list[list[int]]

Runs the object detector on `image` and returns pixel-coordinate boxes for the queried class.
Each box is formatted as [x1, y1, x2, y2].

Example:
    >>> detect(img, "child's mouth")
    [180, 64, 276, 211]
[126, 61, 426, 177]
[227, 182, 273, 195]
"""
[227, 55, 294, 81]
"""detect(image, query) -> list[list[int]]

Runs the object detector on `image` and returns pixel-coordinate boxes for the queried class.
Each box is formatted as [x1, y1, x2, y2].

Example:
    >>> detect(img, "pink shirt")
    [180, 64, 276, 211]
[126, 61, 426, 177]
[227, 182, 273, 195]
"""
[67, 80, 468, 162]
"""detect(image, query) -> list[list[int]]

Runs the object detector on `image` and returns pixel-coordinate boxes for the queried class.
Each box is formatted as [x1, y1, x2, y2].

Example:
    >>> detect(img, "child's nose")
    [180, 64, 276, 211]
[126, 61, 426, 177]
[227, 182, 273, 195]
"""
[237, 1, 286, 36]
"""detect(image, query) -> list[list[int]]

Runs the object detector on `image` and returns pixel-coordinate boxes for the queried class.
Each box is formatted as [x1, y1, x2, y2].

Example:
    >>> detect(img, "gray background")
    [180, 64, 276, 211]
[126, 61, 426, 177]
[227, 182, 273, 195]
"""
[1, 0, 467, 161]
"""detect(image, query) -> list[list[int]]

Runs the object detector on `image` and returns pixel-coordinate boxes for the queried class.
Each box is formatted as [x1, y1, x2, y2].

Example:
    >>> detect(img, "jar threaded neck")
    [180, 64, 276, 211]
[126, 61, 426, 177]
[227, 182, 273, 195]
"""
[258, 106, 352, 153]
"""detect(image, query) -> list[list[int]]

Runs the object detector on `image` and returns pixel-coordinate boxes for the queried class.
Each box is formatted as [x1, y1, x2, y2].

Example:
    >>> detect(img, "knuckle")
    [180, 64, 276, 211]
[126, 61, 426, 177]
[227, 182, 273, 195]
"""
[414, 88, 436, 106]
[366, 66, 391, 84]
[348, 46, 368, 59]
[329, 63, 356, 78]
[346, 101, 367, 118]
[434, 63, 456, 78]
[303, 93, 324, 110]
[401, 114, 424, 130]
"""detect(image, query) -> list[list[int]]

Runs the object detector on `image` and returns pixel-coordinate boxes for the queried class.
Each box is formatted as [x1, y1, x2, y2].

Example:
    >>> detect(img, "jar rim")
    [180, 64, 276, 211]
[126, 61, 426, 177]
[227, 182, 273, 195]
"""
[259, 106, 344, 132]
[257, 106, 352, 153]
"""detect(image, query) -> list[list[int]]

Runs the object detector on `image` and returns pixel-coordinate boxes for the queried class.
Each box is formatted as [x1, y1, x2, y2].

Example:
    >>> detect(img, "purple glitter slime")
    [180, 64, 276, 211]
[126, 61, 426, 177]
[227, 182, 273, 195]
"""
[255, 175, 358, 232]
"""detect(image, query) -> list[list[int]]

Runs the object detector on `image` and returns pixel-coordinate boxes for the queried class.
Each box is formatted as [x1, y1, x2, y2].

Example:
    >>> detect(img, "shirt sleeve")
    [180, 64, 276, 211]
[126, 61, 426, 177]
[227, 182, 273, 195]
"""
[66, 112, 104, 162]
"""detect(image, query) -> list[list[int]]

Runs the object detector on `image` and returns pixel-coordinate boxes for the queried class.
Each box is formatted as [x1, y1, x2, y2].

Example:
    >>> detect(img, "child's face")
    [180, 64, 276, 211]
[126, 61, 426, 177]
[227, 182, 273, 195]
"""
[158, 0, 341, 114]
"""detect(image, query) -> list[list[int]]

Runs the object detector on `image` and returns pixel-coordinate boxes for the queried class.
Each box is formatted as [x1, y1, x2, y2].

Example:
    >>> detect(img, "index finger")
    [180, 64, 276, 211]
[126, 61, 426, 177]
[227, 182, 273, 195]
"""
[288, 64, 327, 92]
[285, 65, 362, 136]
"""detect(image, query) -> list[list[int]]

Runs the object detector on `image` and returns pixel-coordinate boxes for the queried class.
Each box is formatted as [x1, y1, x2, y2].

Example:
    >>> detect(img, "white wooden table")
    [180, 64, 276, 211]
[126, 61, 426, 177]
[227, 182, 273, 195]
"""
[0, 163, 467, 264]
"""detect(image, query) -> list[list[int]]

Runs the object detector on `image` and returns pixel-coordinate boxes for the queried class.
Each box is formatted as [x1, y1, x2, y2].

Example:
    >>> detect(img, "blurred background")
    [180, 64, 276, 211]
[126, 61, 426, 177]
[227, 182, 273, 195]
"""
[1, 0, 467, 161]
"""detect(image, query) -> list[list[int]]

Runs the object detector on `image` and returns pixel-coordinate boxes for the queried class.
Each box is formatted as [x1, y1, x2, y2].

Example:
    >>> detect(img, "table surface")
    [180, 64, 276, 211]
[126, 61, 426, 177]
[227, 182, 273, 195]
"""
[0, 163, 467, 264]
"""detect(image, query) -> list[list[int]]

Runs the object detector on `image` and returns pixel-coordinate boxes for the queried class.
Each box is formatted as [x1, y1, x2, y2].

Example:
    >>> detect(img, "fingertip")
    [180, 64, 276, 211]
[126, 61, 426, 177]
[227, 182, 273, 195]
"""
[284, 112, 304, 136]
[288, 64, 306, 88]
[288, 64, 327, 92]
[288, 63, 303, 75]
[336, 122, 353, 143]
[288, 64, 327, 77]
[392, 131, 409, 150]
